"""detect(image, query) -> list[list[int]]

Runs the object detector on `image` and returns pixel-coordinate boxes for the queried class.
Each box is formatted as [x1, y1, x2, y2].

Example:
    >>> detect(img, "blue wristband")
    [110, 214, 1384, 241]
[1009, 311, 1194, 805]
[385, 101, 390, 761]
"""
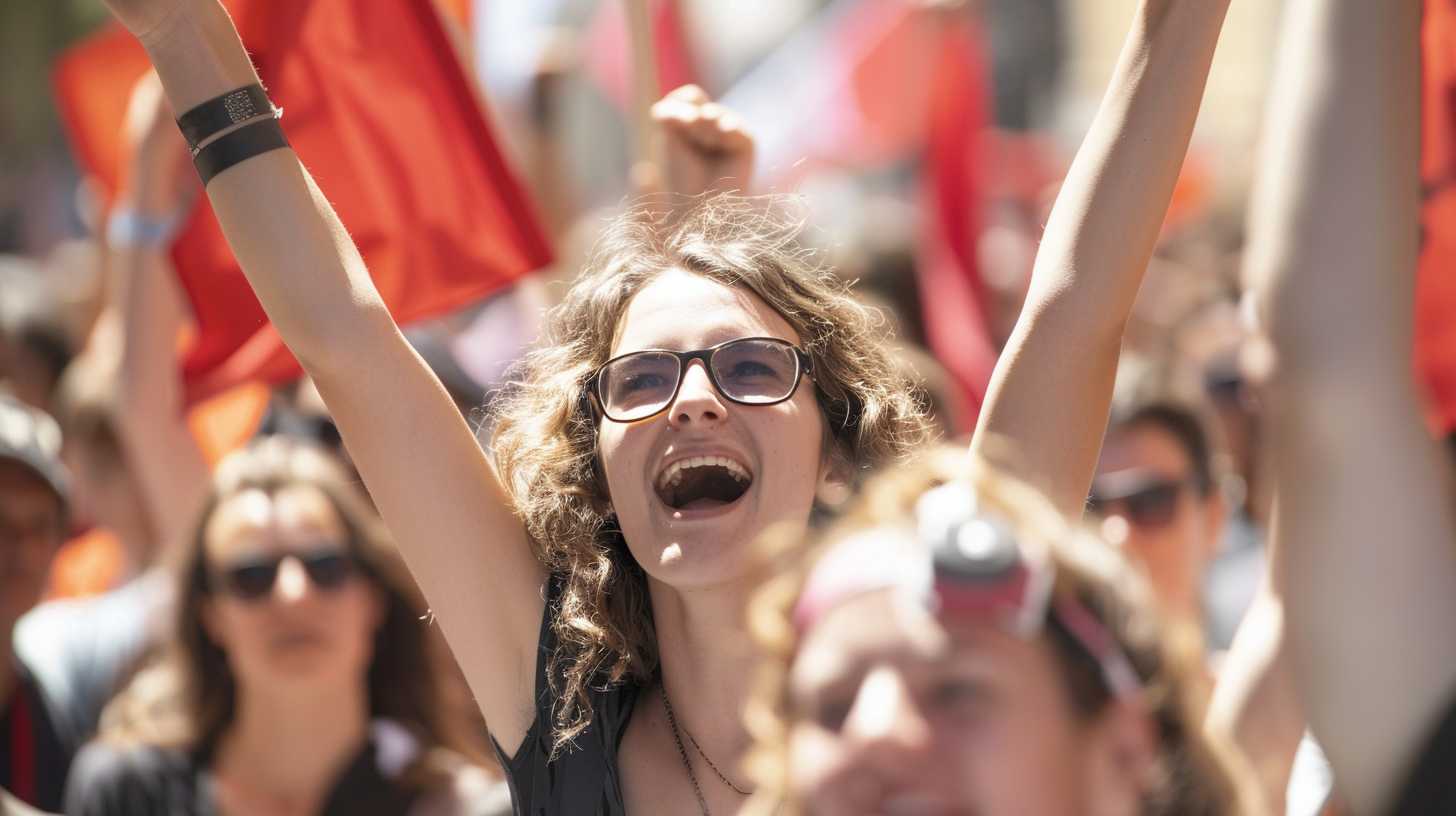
[106, 208, 182, 249]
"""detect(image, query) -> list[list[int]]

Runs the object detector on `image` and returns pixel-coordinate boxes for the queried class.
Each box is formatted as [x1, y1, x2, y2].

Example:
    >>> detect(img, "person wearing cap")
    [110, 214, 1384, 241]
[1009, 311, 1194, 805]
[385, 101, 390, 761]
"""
[0, 394, 73, 811]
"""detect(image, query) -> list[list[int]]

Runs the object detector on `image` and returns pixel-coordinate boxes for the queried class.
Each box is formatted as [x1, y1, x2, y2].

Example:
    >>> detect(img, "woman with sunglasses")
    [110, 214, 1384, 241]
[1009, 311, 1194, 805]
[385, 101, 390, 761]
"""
[96, 0, 1229, 811]
[743, 448, 1251, 815]
[64, 438, 499, 815]
[1090, 400, 1228, 647]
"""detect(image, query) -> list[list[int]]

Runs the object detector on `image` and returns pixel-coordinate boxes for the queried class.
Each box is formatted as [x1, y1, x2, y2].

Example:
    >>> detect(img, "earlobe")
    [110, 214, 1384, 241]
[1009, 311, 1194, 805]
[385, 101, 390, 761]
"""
[815, 457, 853, 508]
[816, 479, 851, 507]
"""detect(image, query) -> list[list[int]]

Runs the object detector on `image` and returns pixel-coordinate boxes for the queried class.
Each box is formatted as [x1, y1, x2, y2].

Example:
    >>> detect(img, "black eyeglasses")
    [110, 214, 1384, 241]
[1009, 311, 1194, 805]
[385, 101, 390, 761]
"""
[588, 336, 814, 423]
[1086, 478, 1193, 530]
[210, 548, 357, 602]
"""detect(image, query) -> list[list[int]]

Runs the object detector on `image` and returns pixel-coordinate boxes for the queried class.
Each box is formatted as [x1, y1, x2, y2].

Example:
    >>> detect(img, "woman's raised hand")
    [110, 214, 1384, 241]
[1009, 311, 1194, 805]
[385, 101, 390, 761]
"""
[650, 84, 756, 198]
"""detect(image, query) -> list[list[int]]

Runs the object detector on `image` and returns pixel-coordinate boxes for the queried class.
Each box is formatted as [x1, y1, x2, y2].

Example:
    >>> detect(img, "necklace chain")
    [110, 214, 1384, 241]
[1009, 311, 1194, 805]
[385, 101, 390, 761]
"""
[661, 684, 752, 815]
[661, 686, 711, 816]
[685, 730, 751, 795]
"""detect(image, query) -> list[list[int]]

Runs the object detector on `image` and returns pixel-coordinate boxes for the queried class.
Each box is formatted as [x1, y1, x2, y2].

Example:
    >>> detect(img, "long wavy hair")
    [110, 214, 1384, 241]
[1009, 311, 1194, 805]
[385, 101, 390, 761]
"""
[743, 447, 1249, 816]
[100, 438, 475, 788]
[489, 193, 934, 753]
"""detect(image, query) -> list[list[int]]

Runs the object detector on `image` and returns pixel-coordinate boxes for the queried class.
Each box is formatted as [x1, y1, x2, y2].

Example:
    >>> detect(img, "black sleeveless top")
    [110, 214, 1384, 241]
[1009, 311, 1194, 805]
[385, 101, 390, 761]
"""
[492, 576, 642, 816]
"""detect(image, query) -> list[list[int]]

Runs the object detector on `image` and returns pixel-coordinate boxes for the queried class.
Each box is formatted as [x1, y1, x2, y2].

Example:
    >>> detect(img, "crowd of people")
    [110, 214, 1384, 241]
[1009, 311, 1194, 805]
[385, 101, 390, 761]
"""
[1, 0, 1452, 813]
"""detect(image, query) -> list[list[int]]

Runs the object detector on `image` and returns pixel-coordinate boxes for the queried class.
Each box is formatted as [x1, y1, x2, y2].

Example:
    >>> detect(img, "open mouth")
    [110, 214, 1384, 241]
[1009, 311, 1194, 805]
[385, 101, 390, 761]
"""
[655, 455, 753, 511]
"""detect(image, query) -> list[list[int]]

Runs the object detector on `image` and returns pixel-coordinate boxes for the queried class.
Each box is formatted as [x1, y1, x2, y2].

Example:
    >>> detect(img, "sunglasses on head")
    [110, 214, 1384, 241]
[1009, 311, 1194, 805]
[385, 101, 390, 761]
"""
[210, 548, 357, 602]
[1086, 478, 1194, 529]
[587, 336, 814, 423]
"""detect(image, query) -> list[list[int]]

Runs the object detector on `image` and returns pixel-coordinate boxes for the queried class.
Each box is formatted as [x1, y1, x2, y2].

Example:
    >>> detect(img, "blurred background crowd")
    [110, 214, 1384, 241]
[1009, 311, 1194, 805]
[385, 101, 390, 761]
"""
[0, 0, 1420, 813]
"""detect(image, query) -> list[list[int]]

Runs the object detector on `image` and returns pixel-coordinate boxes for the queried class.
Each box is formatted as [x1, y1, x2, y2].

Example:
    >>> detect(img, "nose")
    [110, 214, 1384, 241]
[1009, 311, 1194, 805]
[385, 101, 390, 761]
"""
[274, 556, 310, 603]
[841, 667, 935, 769]
[668, 360, 726, 428]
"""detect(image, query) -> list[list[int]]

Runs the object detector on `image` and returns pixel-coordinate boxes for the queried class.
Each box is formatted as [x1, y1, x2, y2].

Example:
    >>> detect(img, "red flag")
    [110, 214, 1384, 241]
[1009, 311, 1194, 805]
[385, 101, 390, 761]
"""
[582, 0, 701, 108]
[1418, 0, 1456, 433]
[54, 0, 553, 405]
[916, 15, 997, 430]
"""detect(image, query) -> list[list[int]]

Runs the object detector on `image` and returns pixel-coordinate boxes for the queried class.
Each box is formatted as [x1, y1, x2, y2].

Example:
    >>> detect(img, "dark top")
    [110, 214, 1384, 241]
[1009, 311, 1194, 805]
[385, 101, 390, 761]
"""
[65, 739, 419, 816]
[0, 661, 70, 812]
[492, 576, 641, 816]
[15, 571, 173, 755]
[1389, 692, 1456, 815]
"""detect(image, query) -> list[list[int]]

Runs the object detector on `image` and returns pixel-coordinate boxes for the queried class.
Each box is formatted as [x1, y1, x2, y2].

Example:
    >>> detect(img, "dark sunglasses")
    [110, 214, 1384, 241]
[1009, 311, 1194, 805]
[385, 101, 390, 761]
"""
[1086, 479, 1192, 529]
[210, 548, 357, 602]
[588, 336, 814, 423]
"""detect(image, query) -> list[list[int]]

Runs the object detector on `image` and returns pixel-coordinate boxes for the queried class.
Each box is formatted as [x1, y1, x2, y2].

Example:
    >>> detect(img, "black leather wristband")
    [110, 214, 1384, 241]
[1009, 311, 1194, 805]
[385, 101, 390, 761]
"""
[192, 118, 290, 186]
[177, 84, 275, 151]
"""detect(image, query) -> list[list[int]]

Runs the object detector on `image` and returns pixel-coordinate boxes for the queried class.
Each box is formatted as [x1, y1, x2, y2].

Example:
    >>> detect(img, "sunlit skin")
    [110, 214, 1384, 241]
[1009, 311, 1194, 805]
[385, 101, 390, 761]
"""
[200, 484, 382, 691]
[597, 268, 835, 591]
[1095, 423, 1225, 627]
[0, 461, 65, 635]
[788, 590, 1156, 816]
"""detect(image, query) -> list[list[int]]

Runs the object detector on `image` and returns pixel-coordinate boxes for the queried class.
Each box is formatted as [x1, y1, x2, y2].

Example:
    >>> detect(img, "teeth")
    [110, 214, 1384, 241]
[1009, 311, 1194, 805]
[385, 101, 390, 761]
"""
[656, 455, 752, 490]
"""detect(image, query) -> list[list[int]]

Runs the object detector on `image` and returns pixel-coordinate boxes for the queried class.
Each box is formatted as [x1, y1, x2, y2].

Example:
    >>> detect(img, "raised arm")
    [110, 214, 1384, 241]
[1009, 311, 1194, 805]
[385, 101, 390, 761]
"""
[970, 0, 1230, 516]
[108, 72, 212, 557]
[105, 0, 546, 746]
[1205, 529, 1305, 816]
[1241, 0, 1456, 812]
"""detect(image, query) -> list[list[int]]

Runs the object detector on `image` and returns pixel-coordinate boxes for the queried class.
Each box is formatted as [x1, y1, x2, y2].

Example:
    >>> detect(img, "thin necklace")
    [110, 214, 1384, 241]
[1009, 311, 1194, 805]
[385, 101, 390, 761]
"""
[661, 685, 711, 816]
[685, 730, 751, 796]
[661, 685, 752, 814]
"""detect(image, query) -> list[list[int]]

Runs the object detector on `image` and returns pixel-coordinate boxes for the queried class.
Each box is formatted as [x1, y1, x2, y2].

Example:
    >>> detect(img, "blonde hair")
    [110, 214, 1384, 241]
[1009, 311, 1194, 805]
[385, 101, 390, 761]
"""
[488, 193, 934, 753]
[743, 447, 1246, 816]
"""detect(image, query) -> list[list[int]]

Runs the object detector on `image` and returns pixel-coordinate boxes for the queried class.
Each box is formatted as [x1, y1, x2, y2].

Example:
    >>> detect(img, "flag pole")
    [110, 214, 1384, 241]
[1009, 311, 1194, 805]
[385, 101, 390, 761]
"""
[624, 0, 662, 192]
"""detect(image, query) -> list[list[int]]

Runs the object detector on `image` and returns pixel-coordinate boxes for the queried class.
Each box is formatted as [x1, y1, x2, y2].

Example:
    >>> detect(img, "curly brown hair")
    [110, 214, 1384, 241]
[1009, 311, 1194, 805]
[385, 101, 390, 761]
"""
[743, 447, 1251, 816]
[488, 193, 934, 753]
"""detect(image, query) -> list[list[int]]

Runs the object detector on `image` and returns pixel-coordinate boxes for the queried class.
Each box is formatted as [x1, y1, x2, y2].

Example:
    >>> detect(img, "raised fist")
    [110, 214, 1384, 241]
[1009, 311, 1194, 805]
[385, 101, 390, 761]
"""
[649, 84, 755, 199]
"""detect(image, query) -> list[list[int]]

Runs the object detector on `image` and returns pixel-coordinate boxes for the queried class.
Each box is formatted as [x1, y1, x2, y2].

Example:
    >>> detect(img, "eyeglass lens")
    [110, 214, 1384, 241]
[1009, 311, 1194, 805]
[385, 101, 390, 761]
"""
[598, 339, 800, 421]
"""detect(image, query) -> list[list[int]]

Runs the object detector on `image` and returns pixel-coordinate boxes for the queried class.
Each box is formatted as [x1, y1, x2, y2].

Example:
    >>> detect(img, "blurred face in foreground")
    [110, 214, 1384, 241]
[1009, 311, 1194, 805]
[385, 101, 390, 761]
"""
[787, 589, 1156, 816]
[201, 484, 382, 695]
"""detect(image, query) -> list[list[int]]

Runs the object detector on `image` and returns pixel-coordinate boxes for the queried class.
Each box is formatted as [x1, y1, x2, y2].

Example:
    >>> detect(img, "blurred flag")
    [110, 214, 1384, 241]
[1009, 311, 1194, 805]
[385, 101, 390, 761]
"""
[917, 13, 997, 428]
[55, 0, 553, 405]
[582, 0, 702, 108]
[719, 0, 942, 188]
[1419, 0, 1456, 433]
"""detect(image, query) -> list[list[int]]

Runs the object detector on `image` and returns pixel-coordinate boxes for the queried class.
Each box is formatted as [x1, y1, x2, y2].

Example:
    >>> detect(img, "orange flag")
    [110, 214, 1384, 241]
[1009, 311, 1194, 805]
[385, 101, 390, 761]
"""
[55, 0, 553, 405]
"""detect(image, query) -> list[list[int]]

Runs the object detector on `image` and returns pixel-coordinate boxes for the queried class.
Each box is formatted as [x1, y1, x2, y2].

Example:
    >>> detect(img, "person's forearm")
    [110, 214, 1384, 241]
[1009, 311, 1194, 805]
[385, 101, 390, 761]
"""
[1206, 578, 1303, 816]
[1024, 0, 1231, 335]
[1244, 2, 1456, 813]
[111, 233, 212, 557]
[135, 0, 395, 370]
[972, 0, 1230, 515]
